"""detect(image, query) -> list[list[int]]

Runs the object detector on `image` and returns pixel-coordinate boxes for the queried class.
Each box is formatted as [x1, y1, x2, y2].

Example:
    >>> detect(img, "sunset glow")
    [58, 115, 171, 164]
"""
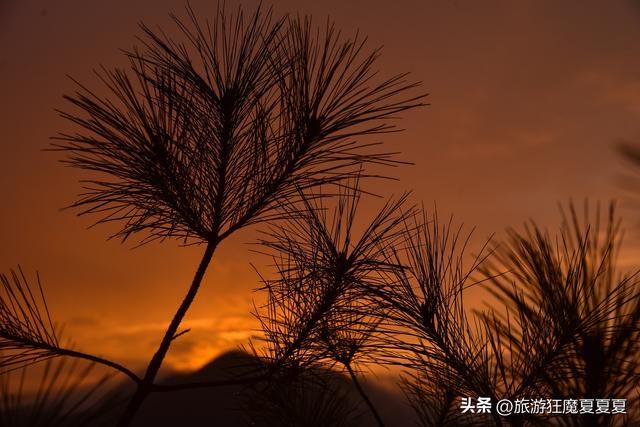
[2, 2, 640, 417]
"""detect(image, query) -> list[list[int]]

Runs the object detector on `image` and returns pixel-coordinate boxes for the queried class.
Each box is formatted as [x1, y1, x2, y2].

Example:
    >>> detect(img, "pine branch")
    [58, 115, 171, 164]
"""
[0, 268, 140, 384]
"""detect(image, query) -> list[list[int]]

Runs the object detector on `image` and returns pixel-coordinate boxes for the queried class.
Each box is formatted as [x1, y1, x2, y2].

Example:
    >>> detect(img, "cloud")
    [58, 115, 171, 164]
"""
[67, 315, 101, 327]
[576, 70, 640, 116]
[65, 313, 260, 372]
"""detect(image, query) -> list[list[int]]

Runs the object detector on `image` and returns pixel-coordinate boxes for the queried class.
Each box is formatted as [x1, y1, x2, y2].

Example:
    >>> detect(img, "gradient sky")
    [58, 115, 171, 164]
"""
[2, 0, 640, 374]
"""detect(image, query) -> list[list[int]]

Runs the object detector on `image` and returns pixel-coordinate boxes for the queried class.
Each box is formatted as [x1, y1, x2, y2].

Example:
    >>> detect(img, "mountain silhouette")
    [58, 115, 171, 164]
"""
[90, 350, 414, 427]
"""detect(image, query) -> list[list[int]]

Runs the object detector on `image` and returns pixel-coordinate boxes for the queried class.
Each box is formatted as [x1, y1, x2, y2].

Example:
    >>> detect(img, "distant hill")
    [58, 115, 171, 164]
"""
[124, 350, 414, 426]
[1, 351, 415, 426]
[56, 351, 415, 427]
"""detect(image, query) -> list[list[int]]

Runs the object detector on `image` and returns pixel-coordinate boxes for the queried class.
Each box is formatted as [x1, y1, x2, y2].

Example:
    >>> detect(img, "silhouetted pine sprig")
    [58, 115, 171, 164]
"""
[376, 203, 640, 426]
[253, 183, 413, 426]
[400, 371, 488, 427]
[0, 269, 59, 370]
[0, 357, 119, 427]
[256, 185, 411, 368]
[480, 202, 640, 426]
[52, 4, 424, 246]
[370, 210, 505, 425]
[47, 3, 425, 425]
[0, 268, 141, 384]
[242, 370, 363, 427]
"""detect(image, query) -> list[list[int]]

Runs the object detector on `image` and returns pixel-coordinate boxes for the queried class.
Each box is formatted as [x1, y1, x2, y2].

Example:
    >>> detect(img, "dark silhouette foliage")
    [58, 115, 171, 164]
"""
[0, 269, 59, 371]
[480, 203, 640, 427]
[376, 203, 640, 427]
[2, 2, 639, 427]
[0, 357, 119, 427]
[253, 183, 412, 425]
[31, 2, 425, 425]
[51, 5, 423, 246]
[242, 370, 364, 427]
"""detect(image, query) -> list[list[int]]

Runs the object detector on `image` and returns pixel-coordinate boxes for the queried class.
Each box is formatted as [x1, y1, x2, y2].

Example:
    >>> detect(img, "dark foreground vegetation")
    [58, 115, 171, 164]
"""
[1, 3, 639, 426]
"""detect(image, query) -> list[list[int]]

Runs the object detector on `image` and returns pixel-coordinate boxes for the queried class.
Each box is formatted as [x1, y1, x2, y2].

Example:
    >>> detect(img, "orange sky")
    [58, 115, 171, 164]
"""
[2, 0, 640, 374]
